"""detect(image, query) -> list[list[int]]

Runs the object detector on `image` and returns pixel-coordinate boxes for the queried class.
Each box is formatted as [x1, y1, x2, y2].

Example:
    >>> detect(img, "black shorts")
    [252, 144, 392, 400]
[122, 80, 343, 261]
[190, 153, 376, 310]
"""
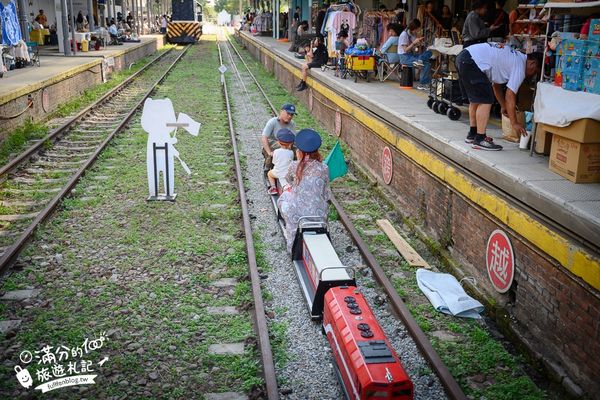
[307, 61, 323, 69]
[456, 50, 494, 104]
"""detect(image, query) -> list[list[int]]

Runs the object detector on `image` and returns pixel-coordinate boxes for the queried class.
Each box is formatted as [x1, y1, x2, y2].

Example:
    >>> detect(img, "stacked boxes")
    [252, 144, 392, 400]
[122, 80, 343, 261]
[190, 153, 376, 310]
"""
[583, 19, 600, 94]
[561, 38, 587, 91]
[554, 23, 600, 94]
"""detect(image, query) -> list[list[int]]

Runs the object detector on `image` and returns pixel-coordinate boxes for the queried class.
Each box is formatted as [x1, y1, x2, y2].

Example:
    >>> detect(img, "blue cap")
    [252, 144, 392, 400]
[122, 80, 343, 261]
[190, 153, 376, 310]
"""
[281, 103, 297, 115]
[295, 129, 322, 152]
[276, 128, 295, 144]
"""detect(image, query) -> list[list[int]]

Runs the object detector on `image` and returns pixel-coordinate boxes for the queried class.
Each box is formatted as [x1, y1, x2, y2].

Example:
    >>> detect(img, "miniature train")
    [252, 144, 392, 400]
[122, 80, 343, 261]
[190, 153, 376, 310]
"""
[167, 0, 202, 44]
[267, 181, 414, 399]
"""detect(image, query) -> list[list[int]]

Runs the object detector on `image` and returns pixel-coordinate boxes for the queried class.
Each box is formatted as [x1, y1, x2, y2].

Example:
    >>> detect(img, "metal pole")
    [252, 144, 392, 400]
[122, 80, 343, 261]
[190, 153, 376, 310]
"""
[69, 0, 77, 55]
[16, 0, 30, 42]
[87, 0, 95, 31]
[107, 0, 113, 24]
[112, 0, 117, 22]
[61, 0, 72, 55]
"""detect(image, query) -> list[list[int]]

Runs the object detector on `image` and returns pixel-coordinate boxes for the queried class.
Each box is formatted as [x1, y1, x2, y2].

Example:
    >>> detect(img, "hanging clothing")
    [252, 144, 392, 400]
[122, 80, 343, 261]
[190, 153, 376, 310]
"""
[0, 0, 22, 46]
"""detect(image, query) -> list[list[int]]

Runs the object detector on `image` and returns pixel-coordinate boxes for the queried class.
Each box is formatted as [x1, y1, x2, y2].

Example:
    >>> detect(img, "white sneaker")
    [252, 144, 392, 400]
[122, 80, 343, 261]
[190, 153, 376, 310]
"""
[416, 84, 429, 91]
[413, 60, 424, 67]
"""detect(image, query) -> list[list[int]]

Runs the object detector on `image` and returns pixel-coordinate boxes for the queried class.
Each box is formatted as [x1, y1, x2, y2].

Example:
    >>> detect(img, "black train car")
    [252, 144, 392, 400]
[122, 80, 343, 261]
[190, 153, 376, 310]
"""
[167, 0, 202, 44]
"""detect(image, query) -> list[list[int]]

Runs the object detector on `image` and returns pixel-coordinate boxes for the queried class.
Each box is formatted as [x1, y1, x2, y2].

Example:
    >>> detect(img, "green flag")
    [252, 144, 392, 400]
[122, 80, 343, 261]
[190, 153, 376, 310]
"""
[324, 141, 348, 182]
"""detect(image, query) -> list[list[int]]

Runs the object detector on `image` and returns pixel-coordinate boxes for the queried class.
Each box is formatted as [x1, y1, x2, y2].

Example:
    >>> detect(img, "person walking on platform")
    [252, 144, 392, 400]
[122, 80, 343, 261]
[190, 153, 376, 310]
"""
[462, 0, 499, 48]
[261, 103, 297, 169]
[456, 43, 542, 151]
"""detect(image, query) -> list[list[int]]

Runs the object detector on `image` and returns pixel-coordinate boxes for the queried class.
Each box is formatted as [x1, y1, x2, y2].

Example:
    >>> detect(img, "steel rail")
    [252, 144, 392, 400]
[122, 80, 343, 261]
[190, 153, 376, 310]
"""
[225, 33, 468, 400]
[0, 46, 190, 275]
[0, 48, 174, 180]
[217, 34, 279, 400]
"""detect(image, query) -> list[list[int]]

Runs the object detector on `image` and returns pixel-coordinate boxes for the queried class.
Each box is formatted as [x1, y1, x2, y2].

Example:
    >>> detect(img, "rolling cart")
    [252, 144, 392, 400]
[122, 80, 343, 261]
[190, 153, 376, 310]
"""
[426, 38, 463, 120]
[343, 47, 376, 83]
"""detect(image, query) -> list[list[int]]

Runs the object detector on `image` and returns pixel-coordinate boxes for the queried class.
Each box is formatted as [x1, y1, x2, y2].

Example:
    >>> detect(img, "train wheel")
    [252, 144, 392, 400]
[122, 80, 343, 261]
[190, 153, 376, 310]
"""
[438, 102, 449, 115]
[447, 107, 461, 120]
[427, 97, 434, 109]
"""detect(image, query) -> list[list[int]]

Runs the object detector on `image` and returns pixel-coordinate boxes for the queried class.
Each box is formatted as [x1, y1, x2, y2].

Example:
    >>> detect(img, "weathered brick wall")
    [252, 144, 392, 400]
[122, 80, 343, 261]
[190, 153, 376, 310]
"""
[240, 35, 600, 398]
[1, 38, 163, 136]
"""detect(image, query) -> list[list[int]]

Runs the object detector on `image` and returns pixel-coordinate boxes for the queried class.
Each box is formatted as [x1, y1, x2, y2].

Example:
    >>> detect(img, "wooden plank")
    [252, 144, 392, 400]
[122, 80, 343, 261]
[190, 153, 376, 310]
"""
[376, 219, 431, 269]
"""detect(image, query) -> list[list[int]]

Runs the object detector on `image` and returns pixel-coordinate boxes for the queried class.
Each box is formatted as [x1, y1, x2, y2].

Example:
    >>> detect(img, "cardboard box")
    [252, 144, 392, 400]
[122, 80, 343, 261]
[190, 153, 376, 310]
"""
[549, 135, 600, 183]
[562, 71, 583, 91]
[589, 19, 600, 42]
[539, 119, 600, 143]
[501, 112, 525, 142]
[562, 54, 585, 73]
[535, 123, 553, 155]
[583, 69, 600, 95]
[563, 39, 588, 56]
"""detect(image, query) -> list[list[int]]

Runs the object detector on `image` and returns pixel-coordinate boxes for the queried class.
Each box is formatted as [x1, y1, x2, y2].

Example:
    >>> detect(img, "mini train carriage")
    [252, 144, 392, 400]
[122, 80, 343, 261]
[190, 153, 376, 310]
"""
[167, 0, 203, 44]
[323, 286, 414, 400]
[290, 217, 356, 319]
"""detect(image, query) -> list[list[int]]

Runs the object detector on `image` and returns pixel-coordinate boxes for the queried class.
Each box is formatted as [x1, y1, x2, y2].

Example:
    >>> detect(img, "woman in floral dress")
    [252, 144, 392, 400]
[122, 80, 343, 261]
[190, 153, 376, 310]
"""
[277, 129, 331, 252]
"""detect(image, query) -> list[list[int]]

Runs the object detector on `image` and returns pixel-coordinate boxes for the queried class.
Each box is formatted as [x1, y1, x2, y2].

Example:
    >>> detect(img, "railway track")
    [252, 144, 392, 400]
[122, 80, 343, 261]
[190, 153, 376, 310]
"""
[220, 30, 467, 400]
[0, 46, 189, 274]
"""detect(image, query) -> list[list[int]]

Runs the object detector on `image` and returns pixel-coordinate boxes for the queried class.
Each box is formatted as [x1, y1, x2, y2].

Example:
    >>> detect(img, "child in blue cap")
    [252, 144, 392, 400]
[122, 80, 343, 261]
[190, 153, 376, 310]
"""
[267, 128, 295, 195]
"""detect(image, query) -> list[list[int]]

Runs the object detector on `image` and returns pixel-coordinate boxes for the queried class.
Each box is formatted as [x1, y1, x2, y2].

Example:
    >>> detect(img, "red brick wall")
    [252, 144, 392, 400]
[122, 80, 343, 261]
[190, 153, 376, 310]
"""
[240, 35, 600, 397]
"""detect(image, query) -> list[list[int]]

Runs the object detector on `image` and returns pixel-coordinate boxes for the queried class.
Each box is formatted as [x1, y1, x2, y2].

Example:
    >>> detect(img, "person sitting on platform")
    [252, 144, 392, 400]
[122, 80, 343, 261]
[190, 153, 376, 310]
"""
[277, 129, 331, 252]
[297, 36, 328, 92]
[398, 18, 432, 90]
[36, 9, 47, 27]
[456, 43, 542, 150]
[108, 20, 124, 44]
[267, 129, 295, 195]
[378, 23, 402, 64]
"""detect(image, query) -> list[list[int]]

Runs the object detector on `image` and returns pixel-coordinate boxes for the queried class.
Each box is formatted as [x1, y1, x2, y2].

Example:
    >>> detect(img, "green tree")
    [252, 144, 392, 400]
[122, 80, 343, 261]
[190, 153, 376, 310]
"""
[215, 0, 240, 14]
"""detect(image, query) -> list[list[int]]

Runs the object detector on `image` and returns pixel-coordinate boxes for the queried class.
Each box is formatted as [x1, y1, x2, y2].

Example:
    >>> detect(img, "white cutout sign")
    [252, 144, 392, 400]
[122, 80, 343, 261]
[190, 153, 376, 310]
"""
[141, 98, 201, 201]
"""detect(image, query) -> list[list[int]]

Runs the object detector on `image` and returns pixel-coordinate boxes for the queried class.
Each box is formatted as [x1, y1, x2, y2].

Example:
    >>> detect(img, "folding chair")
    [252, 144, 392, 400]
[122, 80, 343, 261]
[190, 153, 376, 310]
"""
[377, 53, 401, 82]
[26, 42, 40, 67]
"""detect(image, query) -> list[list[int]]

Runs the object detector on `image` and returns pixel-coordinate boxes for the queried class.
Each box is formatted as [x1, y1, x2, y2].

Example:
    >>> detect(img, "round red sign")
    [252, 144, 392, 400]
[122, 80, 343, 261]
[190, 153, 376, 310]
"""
[381, 146, 393, 185]
[334, 111, 342, 137]
[486, 229, 515, 293]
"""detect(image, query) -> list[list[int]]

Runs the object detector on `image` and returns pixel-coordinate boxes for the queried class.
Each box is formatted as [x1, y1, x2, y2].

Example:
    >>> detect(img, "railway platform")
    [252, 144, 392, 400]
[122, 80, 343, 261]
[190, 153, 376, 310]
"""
[237, 31, 600, 396]
[0, 35, 166, 134]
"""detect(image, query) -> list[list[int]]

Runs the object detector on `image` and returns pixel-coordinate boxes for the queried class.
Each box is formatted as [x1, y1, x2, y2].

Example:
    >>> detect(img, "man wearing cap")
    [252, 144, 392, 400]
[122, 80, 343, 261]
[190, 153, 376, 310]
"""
[277, 129, 331, 252]
[456, 43, 542, 151]
[262, 103, 297, 169]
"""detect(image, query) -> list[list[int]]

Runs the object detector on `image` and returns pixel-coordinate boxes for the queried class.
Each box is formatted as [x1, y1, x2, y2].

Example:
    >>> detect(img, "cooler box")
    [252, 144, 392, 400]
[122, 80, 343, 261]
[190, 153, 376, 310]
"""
[347, 55, 375, 71]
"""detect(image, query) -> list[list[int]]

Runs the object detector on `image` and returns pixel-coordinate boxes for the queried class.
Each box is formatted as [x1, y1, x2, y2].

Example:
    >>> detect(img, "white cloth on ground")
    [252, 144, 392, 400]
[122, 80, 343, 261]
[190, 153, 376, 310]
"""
[416, 268, 484, 319]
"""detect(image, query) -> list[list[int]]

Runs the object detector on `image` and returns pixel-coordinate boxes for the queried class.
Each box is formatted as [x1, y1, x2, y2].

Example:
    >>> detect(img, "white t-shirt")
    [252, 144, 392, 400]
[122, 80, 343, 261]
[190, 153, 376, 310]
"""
[467, 43, 527, 94]
[272, 148, 294, 179]
[397, 30, 415, 55]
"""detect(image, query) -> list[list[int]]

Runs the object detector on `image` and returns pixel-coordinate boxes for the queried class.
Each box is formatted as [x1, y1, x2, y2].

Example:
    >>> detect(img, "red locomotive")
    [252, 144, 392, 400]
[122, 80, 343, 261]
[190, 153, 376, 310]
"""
[323, 286, 414, 399]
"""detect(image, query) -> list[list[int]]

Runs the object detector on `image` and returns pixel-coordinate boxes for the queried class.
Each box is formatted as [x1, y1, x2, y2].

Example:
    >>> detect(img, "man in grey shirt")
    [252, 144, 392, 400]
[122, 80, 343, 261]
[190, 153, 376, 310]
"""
[262, 103, 297, 157]
[462, 0, 499, 48]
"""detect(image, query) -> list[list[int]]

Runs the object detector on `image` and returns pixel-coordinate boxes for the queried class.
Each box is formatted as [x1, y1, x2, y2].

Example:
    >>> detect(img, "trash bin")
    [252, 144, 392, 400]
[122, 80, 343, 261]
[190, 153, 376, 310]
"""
[400, 65, 413, 88]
